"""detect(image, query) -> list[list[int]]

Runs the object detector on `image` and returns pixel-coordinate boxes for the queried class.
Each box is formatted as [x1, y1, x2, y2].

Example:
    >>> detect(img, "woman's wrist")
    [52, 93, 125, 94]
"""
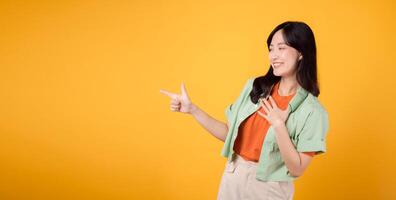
[272, 120, 286, 129]
[189, 103, 199, 115]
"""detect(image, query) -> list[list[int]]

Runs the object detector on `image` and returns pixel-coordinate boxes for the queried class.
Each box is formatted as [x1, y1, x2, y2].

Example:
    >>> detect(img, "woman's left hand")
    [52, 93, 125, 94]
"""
[257, 96, 289, 127]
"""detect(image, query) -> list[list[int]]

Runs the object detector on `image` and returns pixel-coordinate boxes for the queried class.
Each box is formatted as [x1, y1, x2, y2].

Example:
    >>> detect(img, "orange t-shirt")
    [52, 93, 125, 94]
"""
[233, 81, 315, 162]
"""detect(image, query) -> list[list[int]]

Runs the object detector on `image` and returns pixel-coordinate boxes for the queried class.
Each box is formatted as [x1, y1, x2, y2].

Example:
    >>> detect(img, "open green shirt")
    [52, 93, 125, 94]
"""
[222, 77, 329, 181]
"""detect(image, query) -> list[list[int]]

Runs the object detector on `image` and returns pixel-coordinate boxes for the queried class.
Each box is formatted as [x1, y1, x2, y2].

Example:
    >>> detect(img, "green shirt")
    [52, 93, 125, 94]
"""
[222, 77, 329, 181]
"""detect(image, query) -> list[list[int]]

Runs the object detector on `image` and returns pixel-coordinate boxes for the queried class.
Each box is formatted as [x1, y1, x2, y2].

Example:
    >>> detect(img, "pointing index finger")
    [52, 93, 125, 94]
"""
[160, 89, 177, 99]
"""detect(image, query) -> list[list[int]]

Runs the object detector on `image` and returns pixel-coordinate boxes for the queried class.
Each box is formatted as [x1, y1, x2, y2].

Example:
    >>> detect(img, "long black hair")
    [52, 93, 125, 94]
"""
[250, 21, 319, 104]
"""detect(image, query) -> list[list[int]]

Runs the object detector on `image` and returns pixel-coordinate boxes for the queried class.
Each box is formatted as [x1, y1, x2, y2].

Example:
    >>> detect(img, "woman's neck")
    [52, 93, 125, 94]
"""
[278, 77, 299, 96]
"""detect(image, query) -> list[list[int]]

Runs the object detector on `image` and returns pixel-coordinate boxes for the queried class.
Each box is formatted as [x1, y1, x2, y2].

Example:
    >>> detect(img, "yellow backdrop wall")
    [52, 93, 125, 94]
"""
[1, 0, 395, 199]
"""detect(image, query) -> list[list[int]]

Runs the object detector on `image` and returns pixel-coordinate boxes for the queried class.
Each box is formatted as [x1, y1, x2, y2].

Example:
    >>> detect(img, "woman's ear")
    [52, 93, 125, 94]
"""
[298, 53, 303, 60]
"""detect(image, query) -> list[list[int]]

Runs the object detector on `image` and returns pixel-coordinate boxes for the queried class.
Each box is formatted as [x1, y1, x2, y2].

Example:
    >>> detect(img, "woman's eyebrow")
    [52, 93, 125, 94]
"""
[269, 42, 287, 46]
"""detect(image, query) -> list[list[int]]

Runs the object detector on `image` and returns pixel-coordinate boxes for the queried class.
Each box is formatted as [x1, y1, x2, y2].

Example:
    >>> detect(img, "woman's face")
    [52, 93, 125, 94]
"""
[269, 29, 302, 78]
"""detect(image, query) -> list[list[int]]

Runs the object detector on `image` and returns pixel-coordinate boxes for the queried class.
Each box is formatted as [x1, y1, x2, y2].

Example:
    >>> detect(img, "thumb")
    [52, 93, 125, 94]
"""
[286, 105, 291, 113]
[284, 106, 291, 115]
[180, 82, 189, 97]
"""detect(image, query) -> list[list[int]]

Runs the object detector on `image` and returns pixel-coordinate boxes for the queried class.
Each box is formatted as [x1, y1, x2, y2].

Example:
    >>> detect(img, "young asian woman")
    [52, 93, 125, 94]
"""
[160, 21, 329, 200]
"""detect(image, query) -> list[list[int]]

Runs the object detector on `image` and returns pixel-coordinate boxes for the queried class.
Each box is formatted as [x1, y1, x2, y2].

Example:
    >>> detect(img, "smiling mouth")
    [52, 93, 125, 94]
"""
[272, 62, 283, 67]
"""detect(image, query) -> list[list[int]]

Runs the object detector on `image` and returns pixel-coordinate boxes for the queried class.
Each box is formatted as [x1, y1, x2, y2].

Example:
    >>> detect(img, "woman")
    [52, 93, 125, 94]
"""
[160, 21, 329, 200]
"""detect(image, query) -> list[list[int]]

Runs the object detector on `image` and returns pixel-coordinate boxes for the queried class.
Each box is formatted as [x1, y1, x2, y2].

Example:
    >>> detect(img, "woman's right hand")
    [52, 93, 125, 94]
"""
[161, 82, 228, 141]
[160, 82, 195, 114]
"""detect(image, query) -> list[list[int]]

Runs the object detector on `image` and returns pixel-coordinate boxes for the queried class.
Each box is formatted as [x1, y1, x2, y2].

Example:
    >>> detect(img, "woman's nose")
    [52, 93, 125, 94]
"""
[269, 52, 279, 61]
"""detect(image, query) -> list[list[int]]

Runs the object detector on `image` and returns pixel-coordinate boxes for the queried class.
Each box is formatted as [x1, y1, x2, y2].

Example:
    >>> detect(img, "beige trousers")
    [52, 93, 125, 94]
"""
[217, 154, 294, 200]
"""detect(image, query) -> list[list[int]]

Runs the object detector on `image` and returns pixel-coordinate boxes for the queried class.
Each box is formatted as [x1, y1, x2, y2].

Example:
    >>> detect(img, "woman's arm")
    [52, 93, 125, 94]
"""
[190, 104, 229, 142]
[273, 123, 313, 177]
[258, 96, 314, 177]
[160, 83, 228, 142]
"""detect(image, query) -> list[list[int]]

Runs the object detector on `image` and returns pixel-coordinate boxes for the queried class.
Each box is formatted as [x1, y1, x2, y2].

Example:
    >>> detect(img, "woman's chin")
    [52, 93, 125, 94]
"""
[272, 70, 283, 77]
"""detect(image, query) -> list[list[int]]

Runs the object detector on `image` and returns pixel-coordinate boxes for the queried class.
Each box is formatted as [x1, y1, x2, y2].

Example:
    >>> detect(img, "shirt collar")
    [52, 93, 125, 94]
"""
[288, 85, 309, 113]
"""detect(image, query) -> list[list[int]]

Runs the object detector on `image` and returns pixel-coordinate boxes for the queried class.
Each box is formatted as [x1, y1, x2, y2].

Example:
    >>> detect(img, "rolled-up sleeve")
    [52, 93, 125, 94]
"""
[296, 107, 329, 155]
[225, 103, 233, 121]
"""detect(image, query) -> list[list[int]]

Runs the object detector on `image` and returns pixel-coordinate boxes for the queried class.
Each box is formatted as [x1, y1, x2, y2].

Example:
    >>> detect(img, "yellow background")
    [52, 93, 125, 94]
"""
[1, 0, 395, 199]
